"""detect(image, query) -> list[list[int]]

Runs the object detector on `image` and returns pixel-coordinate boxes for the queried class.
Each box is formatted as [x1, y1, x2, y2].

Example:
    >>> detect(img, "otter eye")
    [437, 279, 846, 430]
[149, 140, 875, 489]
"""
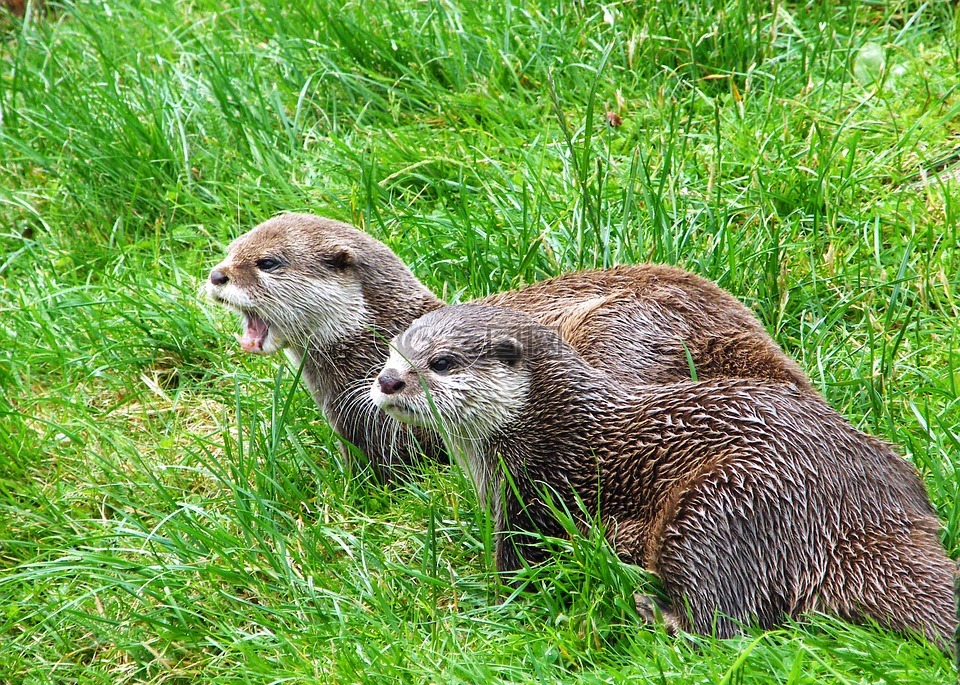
[256, 257, 283, 272]
[428, 356, 456, 374]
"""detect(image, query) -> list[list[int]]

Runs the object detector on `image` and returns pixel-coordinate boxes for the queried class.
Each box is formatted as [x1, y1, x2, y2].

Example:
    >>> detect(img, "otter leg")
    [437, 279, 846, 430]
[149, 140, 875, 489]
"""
[651, 464, 958, 648]
[493, 475, 585, 575]
[646, 463, 798, 639]
[821, 526, 957, 650]
[492, 479, 551, 574]
[634, 593, 684, 634]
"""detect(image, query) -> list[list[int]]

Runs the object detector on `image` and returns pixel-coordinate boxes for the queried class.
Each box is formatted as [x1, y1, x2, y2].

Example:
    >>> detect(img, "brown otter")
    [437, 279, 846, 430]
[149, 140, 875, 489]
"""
[206, 213, 812, 482]
[371, 304, 956, 646]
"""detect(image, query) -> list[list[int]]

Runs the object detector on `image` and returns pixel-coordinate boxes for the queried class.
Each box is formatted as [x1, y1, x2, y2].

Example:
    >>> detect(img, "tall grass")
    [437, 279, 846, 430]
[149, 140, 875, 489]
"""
[1, 0, 958, 682]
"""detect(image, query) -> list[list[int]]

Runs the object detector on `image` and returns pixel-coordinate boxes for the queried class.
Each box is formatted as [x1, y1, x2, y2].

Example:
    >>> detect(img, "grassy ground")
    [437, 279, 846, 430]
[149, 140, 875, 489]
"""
[1, 0, 959, 682]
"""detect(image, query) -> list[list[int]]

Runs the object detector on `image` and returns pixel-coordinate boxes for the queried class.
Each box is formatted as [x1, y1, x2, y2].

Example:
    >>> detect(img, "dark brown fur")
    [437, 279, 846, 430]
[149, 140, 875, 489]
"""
[208, 213, 812, 482]
[483, 267, 812, 392]
[379, 305, 956, 647]
[1, 0, 27, 17]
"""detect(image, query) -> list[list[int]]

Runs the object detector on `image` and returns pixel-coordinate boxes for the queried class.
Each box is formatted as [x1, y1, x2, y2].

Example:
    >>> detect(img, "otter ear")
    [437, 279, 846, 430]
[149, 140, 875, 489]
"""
[491, 336, 522, 366]
[325, 247, 355, 270]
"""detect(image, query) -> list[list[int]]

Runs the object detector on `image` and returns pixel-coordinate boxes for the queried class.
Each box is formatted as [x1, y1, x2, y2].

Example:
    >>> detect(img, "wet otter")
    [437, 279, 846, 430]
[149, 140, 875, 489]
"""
[206, 213, 812, 482]
[371, 304, 955, 646]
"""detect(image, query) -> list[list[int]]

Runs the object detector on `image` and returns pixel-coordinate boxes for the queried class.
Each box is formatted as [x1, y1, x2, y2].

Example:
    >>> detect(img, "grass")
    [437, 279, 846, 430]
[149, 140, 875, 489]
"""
[1, 0, 959, 682]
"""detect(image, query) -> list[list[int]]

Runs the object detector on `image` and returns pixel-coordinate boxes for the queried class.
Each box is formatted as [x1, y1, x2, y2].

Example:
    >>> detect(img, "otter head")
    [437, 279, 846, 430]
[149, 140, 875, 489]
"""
[205, 214, 381, 354]
[370, 305, 535, 445]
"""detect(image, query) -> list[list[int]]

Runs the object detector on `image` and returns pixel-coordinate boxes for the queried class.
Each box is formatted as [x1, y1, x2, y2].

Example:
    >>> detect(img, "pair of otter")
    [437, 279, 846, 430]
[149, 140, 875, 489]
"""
[207, 213, 955, 647]
[206, 214, 810, 478]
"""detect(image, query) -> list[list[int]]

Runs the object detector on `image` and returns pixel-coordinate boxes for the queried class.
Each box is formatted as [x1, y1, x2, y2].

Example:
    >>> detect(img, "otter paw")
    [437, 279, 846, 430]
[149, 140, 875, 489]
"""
[634, 593, 682, 635]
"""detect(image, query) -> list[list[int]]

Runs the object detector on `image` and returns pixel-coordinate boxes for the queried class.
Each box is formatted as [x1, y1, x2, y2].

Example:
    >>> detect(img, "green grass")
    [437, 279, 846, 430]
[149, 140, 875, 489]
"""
[1, 0, 959, 682]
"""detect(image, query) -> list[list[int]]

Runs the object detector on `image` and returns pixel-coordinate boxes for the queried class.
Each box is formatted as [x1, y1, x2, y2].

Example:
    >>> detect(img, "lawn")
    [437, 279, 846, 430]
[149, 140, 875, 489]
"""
[1, 0, 959, 682]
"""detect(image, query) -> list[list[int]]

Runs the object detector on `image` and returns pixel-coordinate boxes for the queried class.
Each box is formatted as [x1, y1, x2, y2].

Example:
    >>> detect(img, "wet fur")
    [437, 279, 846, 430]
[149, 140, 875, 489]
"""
[375, 305, 956, 647]
[208, 213, 812, 482]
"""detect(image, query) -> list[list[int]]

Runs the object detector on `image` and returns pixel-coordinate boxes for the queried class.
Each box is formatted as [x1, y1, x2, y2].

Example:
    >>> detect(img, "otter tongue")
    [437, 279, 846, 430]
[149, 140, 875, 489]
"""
[239, 313, 270, 353]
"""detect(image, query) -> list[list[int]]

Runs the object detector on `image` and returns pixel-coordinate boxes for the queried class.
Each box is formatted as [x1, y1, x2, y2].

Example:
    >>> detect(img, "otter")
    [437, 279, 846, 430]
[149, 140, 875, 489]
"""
[370, 304, 956, 647]
[206, 213, 812, 482]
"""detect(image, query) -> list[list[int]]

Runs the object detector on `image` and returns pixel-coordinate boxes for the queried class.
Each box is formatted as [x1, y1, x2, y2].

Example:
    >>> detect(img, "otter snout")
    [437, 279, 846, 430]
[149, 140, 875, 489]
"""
[209, 267, 229, 286]
[370, 362, 427, 426]
[378, 372, 406, 395]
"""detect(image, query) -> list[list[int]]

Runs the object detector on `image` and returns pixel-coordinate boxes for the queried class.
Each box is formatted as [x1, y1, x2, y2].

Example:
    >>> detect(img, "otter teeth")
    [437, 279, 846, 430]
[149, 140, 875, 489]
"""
[238, 312, 271, 353]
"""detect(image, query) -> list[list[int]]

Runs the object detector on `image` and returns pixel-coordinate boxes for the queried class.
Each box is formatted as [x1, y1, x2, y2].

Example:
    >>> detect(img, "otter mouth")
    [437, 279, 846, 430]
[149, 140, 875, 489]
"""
[205, 283, 279, 355]
[238, 310, 273, 354]
[379, 401, 424, 425]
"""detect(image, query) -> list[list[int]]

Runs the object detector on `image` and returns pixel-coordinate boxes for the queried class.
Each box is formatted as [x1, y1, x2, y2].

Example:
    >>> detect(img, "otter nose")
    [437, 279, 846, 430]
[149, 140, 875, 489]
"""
[378, 372, 406, 395]
[209, 268, 229, 286]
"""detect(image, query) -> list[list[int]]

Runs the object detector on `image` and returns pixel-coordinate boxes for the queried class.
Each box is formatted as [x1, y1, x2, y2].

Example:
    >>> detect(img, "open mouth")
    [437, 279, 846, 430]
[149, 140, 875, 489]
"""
[238, 310, 272, 354]
[205, 285, 277, 355]
[379, 401, 421, 424]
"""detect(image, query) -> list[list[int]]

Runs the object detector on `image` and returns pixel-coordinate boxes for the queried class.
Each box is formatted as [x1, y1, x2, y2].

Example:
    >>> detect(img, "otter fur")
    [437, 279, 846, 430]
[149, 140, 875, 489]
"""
[371, 304, 956, 646]
[206, 213, 812, 482]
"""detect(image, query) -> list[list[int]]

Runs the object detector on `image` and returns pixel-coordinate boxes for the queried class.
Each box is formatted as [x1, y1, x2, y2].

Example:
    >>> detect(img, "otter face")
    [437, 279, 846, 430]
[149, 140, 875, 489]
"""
[205, 216, 369, 354]
[369, 308, 530, 444]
